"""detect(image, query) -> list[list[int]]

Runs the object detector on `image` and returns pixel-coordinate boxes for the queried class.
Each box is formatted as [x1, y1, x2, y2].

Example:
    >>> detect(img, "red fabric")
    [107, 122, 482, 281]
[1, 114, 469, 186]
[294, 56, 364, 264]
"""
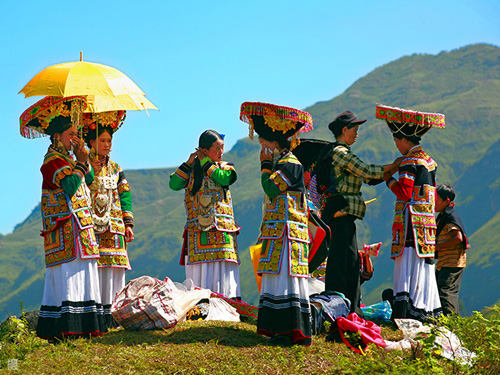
[304, 171, 311, 187]
[336, 313, 386, 353]
[388, 175, 414, 201]
[308, 223, 326, 262]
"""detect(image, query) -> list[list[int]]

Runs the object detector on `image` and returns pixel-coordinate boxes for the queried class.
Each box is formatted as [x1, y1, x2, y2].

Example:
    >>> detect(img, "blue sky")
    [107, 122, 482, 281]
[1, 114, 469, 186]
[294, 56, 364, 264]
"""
[1, 0, 499, 234]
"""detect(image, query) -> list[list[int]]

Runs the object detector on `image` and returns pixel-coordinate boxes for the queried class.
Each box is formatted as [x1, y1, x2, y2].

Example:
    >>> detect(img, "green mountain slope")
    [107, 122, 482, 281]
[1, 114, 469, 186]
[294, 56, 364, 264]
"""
[1, 43, 500, 319]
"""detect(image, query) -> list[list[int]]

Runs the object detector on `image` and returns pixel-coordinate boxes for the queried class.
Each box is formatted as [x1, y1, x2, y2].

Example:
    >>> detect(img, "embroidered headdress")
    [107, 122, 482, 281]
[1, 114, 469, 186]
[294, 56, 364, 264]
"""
[81, 110, 126, 145]
[20, 96, 87, 138]
[376, 103, 445, 138]
[239, 101, 313, 149]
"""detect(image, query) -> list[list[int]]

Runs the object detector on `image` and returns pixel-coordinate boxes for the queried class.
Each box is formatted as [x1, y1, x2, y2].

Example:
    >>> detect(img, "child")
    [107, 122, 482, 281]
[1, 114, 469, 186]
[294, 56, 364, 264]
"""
[240, 101, 313, 346]
[82, 111, 134, 328]
[377, 104, 444, 322]
[435, 183, 469, 315]
[169, 130, 241, 298]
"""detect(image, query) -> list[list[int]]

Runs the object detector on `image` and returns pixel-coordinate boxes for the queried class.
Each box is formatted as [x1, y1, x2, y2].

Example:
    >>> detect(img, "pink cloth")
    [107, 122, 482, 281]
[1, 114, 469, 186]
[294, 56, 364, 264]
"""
[336, 312, 387, 353]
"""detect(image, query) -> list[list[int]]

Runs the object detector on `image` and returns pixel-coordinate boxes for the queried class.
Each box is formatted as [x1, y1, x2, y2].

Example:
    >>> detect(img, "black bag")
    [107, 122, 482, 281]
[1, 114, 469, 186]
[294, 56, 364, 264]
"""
[311, 143, 348, 222]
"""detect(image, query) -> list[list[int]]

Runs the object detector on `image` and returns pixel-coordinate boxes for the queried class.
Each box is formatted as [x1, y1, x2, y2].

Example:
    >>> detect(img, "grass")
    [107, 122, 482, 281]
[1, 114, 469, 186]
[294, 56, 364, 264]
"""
[2, 305, 500, 374]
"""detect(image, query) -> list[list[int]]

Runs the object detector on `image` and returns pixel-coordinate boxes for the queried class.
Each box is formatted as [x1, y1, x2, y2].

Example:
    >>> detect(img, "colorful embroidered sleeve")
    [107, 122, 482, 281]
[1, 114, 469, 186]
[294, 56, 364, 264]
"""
[169, 162, 192, 191]
[386, 157, 415, 201]
[56, 161, 88, 196]
[117, 165, 134, 227]
[260, 156, 302, 199]
[201, 157, 237, 186]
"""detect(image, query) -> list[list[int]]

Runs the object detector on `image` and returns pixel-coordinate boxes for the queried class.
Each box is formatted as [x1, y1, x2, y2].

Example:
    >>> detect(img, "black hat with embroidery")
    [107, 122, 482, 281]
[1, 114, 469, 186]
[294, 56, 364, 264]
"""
[239, 101, 313, 149]
[81, 110, 127, 147]
[375, 104, 445, 140]
[20, 96, 87, 139]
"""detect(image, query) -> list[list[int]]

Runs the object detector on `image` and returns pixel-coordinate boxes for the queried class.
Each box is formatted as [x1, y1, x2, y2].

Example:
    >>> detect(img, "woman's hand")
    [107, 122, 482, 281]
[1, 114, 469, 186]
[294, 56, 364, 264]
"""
[125, 226, 134, 242]
[90, 158, 102, 175]
[260, 145, 273, 163]
[186, 148, 207, 165]
[72, 137, 88, 163]
[186, 151, 197, 166]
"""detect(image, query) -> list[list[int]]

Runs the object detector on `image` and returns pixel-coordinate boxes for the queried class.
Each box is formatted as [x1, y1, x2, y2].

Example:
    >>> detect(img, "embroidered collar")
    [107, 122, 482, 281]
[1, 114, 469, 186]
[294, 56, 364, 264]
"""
[407, 145, 423, 156]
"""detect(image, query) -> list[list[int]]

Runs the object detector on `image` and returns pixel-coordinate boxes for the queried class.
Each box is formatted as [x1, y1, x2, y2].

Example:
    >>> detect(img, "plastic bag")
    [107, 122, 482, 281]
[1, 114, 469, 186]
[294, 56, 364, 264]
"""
[361, 300, 392, 322]
[206, 298, 240, 322]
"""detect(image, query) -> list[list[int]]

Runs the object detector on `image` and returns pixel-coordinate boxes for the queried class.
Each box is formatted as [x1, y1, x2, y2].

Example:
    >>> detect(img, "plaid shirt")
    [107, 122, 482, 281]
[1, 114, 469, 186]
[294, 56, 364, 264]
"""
[331, 142, 384, 219]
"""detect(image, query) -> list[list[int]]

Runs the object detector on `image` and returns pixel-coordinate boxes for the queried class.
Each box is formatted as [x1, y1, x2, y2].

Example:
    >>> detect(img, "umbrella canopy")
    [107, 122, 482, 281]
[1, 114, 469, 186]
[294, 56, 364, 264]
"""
[85, 94, 158, 113]
[19, 60, 146, 98]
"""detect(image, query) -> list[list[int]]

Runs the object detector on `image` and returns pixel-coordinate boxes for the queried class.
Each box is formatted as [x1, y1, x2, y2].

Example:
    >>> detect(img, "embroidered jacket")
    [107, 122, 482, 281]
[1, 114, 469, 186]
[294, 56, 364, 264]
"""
[88, 159, 133, 269]
[40, 147, 99, 267]
[386, 145, 437, 258]
[258, 150, 310, 277]
[170, 157, 240, 265]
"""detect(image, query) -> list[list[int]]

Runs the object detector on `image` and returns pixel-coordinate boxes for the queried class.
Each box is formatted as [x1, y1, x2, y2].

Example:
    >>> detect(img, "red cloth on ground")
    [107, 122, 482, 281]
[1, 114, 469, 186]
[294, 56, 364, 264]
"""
[336, 312, 387, 353]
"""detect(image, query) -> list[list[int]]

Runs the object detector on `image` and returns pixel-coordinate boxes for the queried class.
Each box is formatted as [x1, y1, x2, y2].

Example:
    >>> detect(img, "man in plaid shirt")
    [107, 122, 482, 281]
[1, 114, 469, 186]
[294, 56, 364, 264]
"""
[323, 111, 401, 319]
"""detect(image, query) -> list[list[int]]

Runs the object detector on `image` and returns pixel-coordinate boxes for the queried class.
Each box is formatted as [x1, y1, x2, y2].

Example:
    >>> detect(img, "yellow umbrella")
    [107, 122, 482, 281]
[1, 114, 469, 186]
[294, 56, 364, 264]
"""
[85, 94, 158, 113]
[20, 52, 149, 99]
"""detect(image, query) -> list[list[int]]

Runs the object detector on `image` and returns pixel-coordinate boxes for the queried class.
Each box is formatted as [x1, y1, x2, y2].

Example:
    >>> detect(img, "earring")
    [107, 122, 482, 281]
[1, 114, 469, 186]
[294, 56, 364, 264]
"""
[90, 146, 97, 161]
[53, 134, 65, 153]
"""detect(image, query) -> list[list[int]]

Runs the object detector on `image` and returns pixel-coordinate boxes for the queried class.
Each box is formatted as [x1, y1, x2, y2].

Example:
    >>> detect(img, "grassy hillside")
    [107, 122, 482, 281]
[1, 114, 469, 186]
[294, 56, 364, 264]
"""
[1, 43, 500, 319]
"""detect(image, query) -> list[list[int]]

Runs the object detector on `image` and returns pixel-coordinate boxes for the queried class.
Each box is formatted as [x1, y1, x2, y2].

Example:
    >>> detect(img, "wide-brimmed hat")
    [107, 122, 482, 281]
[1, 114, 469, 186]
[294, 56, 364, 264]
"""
[239, 101, 313, 149]
[328, 111, 366, 136]
[20, 96, 87, 139]
[81, 110, 126, 144]
[376, 104, 445, 138]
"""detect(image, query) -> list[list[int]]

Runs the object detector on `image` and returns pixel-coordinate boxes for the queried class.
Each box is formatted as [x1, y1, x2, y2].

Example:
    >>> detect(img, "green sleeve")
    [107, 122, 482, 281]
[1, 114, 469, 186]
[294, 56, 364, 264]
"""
[85, 166, 95, 185]
[60, 161, 88, 196]
[120, 190, 133, 212]
[261, 171, 282, 199]
[169, 162, 192, 191]
[201, 157, 236, 186]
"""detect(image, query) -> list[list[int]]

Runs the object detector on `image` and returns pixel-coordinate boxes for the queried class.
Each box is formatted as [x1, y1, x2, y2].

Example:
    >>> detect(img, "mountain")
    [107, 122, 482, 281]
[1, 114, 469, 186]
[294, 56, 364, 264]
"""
[1, 43, 500, 320]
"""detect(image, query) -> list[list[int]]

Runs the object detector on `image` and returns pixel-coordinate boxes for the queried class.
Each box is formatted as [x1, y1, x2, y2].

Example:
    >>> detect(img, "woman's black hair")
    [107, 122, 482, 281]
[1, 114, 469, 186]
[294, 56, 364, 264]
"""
[276, 136, 290, 149]
[191, 130, 224, 196]
[392, 131, 421, 145]
[437, 183, 455, 202]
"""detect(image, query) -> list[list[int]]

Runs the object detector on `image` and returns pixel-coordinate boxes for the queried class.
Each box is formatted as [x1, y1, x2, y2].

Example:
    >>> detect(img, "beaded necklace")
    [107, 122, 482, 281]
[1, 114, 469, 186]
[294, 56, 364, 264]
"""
[89, 155, 116, 233]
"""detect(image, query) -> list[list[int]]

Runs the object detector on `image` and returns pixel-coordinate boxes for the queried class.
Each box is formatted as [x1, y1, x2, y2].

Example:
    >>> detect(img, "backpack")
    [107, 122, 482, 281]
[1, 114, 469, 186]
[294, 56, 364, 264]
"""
[310, 142, 348, 221]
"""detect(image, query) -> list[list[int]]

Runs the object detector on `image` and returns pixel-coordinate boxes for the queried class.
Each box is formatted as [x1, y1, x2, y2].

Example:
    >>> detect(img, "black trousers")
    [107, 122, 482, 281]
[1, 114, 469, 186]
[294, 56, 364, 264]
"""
[325, 214, 363, 316]
[436, 266, 464, 315]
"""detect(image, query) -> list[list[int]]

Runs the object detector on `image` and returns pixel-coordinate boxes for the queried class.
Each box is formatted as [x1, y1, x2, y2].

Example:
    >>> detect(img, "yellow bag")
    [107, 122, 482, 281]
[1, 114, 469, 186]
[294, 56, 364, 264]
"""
[249, 243, 263, 294]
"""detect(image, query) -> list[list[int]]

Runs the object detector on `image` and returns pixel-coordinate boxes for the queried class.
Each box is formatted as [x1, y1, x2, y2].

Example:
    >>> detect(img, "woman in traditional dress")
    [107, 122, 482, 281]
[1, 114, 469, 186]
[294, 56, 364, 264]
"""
[376, 104, 444, 322]
[169, 130, 241, 298]
[20, 96, 106, 340]
[82, 111, 134, 328]
[240, 102, 313, 346]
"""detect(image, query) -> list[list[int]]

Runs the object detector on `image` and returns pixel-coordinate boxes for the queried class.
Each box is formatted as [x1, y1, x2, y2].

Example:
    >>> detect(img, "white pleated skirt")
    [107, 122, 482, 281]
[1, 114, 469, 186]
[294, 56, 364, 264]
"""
[257, 241, 312, 344]
[40, 256, 102, 310]
[392, 246, 442, 321]
[185, 257, 241, 298]
[99, 267, 126, 315]
[37, 256, 106, 338]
